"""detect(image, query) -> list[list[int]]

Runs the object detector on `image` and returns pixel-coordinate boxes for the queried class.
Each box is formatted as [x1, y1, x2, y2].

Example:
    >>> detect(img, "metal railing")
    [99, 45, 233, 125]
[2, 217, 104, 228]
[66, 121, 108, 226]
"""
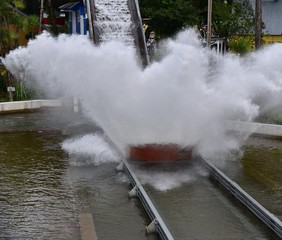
[199, 156, 282, 239]
[117, 160, 174, 240]
[127, 0, 150, 67]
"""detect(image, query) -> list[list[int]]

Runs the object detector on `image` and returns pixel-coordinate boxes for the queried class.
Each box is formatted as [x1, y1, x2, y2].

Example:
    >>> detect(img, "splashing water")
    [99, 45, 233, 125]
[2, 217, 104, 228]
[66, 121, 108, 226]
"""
[133, 164, 197, 191]
[61, 133, 120, 166]
[94, 0, 135, 45]
[3, 29, 282, 160]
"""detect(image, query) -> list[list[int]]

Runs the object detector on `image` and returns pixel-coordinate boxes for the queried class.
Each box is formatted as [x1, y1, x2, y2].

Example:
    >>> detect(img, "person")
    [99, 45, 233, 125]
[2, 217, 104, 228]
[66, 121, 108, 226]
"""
[200, 24, 207, 39]
[194, 25, 203, 41]
[147, 31, 156, 61]
[143, 23, 148, 34]
[193, 25, 199, 33]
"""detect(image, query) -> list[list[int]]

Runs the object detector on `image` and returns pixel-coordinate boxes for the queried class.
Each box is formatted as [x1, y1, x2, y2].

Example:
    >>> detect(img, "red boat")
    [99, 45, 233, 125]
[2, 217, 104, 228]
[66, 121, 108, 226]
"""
[128, 144, 192, 163]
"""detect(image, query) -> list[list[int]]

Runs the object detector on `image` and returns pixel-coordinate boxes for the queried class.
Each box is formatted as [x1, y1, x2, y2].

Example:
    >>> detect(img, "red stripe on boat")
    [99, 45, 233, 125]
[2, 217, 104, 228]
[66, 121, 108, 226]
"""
[129, 144, 192, 162]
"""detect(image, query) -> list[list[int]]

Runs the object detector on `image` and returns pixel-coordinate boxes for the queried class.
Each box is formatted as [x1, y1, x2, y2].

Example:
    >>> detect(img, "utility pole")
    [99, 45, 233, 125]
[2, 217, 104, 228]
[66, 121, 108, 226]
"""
[39, 0, 44, 33]
[255, 0, 262, 49]
[207, 0, 212, 48]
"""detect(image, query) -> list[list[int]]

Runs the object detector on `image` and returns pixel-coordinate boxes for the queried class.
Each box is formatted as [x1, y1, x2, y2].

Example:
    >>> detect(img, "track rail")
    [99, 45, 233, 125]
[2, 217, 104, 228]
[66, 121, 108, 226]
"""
[116, 160, 174, 240]
[118, 157, 282, 239]
[199, 156, 282, 239]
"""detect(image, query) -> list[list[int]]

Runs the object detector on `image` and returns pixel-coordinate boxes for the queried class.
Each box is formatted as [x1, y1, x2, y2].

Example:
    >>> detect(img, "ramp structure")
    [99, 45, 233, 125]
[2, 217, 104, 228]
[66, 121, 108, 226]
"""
[85, 0, 149, 66]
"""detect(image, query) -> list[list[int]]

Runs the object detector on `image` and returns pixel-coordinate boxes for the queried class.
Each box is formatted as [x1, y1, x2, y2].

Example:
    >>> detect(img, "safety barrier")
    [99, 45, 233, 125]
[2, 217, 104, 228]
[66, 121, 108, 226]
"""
[128, 0, 150, 66]
[116, 160, 174, 240]
[199, 157, 282, 239]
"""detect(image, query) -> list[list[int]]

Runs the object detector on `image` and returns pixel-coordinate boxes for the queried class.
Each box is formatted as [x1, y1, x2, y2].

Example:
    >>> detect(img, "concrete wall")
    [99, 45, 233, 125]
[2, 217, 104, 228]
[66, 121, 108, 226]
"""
[0, 100, 62, 113]
[1, 101, 281, 138]
[226, 120, 282, 137]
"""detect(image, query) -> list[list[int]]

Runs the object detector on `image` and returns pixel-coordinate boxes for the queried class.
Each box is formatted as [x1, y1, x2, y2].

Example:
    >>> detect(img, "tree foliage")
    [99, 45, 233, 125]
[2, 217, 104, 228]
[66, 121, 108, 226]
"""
[140, 0, 255, 39]
[140, 0, 200, 38]
[0, 0, 39, 101]
[212, 0, 254, 38]
[0, 0, 39, 56]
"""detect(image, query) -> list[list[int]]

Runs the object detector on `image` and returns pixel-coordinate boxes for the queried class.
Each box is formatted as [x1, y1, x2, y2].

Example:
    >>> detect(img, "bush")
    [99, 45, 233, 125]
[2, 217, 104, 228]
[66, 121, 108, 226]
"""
[229, 37, 252, 55]
[255, 107, 282, 125]
[0, 64, 38, 102]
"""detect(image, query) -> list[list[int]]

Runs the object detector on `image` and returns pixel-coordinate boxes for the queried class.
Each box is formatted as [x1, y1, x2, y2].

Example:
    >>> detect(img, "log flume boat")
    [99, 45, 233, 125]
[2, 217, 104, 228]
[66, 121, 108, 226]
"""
[128, 144, 192, 163]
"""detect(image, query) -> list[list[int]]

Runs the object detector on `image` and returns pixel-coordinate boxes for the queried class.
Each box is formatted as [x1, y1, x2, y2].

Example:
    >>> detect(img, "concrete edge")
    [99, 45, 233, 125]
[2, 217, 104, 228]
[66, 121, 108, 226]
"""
[79, 213, 98, 240]
[0, 100, 62, 113]
[226, 120, 282, 137]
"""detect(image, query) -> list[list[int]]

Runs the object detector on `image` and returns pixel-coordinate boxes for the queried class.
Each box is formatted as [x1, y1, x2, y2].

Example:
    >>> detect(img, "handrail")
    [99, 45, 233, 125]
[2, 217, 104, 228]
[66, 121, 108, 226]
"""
[85, 0, 94, 40]
[127, 0, 150, 67]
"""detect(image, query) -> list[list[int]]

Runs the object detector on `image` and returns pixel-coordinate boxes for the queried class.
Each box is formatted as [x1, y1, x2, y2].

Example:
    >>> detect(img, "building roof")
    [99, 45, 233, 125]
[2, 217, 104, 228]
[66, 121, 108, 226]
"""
[59, 2, 82, 12]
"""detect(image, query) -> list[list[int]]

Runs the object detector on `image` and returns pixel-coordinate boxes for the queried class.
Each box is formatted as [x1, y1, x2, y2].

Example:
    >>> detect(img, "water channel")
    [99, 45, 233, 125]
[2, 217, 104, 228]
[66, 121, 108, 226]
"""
[0, 109, 281, 239]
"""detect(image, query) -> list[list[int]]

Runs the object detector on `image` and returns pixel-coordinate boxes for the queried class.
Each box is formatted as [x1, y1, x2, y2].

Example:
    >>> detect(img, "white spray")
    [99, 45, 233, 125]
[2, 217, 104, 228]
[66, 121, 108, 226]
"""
[61, 133, 120, 166]
[3, 30, 282, 161]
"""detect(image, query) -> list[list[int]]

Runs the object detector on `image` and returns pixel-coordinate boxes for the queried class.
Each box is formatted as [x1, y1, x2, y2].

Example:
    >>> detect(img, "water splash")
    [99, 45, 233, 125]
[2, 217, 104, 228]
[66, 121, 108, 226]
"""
[61, 133, 120, 166]
[133, 164, 197, 191]
[94, 0, 134, 45]
[3, 29, 282, 160]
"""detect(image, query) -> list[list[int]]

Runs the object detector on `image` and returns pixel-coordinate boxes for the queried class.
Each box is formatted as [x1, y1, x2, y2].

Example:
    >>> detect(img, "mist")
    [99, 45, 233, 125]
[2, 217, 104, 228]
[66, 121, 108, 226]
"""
[3, 29, 282, 159]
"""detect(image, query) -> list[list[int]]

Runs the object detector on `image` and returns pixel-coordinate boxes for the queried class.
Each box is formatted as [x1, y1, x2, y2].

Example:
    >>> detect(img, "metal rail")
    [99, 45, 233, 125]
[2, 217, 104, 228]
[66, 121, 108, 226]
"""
[127, 0, 150, 66]
[199, 156, 282, 239]
[116, 160, 174, 240]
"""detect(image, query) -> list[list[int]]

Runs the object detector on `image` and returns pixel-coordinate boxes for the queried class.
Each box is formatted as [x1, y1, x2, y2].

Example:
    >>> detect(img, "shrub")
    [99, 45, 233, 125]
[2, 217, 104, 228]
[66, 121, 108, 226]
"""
[229, 37, 252, 55]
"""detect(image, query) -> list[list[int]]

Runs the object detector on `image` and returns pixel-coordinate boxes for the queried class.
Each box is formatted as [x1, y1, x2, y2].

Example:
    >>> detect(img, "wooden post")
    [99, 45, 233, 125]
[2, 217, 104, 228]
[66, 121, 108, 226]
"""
[255, 0, 262, 49]
[207, 0, 212, 48]
[39, 0, 44, 33]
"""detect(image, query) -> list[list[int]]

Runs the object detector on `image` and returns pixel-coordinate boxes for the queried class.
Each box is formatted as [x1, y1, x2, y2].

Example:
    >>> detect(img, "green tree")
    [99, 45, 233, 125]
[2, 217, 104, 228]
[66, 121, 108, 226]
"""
[0, 0, 39, 101]
[140, 0, 255, 40]
[212, 0, 254, 38]
[0, 0, 23, 56]
[23, 15, 39, 39]
[140, 0, 200, 38]
[0, 0, 39, 56]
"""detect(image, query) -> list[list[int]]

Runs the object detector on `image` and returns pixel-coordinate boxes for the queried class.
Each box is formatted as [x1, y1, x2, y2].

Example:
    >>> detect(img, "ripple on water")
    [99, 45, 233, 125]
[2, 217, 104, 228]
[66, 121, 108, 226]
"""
[0, 132, 80, 239]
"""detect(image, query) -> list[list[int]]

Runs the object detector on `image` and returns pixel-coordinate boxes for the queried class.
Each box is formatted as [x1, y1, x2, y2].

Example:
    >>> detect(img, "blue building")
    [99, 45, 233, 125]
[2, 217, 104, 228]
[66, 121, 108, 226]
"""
[59, 2, 87, 35]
